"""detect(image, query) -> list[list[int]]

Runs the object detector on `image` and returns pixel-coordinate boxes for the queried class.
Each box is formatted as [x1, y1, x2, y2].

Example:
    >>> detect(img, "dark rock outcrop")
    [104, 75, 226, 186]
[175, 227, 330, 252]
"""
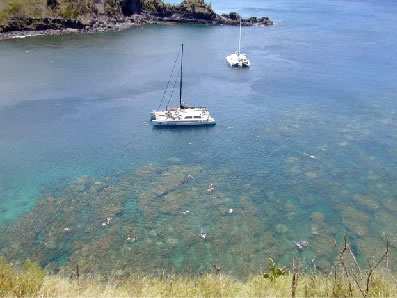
[1, 17, 85, 32]
[120, 0, 143, 16]
[176, 1, 217, 20]
[0, 0, 272, 40]
[220, 13, 273, 26]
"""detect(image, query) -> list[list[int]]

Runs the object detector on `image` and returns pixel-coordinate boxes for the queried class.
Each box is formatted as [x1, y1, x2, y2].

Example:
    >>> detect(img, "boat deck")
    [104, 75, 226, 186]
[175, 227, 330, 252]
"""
[151, 107, 216, 126]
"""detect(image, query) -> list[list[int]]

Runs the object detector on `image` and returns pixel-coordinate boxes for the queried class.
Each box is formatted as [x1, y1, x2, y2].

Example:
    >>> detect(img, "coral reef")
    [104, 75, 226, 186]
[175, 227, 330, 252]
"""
[0, 147, 396, 277]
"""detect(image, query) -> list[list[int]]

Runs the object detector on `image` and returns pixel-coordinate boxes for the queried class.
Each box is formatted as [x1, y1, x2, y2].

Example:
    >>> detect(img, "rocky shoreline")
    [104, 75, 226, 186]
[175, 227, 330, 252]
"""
[0, 9, 272, 41]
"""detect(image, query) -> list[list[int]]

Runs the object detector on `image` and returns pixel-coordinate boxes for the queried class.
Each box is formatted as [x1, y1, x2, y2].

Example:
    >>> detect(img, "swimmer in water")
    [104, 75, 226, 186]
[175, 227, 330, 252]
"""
[200, 228, 207, 239]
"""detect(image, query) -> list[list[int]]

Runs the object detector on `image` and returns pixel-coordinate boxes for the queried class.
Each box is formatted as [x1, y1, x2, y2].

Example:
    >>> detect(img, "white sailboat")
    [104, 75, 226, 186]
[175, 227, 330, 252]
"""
[150, 44, 216, 126]
[226, 19, 251, 68]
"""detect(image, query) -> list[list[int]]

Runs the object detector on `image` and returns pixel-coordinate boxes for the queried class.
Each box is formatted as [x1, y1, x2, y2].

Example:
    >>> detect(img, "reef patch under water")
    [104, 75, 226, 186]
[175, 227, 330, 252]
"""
[0, 159, 396, 277]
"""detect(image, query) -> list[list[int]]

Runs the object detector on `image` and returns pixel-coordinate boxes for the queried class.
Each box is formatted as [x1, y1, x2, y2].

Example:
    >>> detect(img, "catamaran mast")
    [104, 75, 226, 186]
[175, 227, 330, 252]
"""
[179, 43, 183, 108]
[238, 19, 241, 54]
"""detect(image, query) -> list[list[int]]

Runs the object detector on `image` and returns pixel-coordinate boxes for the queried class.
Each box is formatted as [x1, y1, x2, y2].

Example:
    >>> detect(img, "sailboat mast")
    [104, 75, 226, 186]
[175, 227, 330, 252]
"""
[238, 19, 241, 54]
[179, 43, 183, 108]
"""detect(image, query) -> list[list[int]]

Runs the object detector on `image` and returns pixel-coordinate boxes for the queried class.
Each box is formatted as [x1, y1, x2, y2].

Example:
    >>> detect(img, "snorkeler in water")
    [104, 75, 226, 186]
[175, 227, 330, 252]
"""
[295, 240, 308, 250]
[200, 228, 207, 239]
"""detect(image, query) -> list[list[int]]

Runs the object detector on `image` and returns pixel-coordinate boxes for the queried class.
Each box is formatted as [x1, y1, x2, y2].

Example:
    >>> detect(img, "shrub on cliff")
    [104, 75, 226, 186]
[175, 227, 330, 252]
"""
[0, 0, 24, 25]
[59, 0, 97, 19]
[0, 257, 47, 297]
[47, 0, 57, 9]
[178, 0, 216, 20]
[104, 0, 121, 15]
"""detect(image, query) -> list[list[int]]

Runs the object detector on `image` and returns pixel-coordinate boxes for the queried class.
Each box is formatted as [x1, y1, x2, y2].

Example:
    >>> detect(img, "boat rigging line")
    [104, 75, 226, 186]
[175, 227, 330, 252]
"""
[157, 48, 181, 110]
[166, 68, 181, 108]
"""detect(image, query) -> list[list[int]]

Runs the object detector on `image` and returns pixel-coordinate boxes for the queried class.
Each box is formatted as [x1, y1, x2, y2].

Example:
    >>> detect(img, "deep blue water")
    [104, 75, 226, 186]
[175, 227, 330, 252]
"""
[0, 0, 396, 274]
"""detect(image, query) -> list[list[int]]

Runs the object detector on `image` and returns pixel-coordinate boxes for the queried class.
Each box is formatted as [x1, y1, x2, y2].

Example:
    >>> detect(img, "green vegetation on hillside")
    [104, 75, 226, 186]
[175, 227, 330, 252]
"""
[0, 0, 214, 25]
[0, 0, 124, 25]
[0, 0, 24, 25]
[0, 0, 82, 24]
[0, 257, 46, 297]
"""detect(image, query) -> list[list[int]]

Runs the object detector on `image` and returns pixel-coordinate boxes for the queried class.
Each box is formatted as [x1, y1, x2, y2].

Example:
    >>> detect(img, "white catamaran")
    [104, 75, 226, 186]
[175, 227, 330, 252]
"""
[226, 20, 251, 68]
[150, 44, 216, 126]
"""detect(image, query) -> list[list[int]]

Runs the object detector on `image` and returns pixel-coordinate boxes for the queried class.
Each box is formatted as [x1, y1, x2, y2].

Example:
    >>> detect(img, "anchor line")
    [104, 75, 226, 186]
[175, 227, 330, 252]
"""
[157, 48, 181, 110]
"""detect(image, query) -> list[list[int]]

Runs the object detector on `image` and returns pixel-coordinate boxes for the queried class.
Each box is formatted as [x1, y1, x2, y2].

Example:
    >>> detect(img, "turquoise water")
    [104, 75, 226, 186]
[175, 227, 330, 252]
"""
[0, 0, 396, 276]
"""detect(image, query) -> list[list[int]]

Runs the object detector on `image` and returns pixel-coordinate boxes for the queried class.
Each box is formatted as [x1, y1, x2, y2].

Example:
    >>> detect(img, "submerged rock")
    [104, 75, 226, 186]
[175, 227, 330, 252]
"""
[167, 157, 182, 164]
[299, 196, 316, 207]
[166, 238, 178, 247]
[352, 193, 378, 211]
[382, 197, 397, 213]
[275, 224, 288, 233]
[305, 171, 318, 179]
[310, 233, 334, 258]
[312, 212, 325, 223]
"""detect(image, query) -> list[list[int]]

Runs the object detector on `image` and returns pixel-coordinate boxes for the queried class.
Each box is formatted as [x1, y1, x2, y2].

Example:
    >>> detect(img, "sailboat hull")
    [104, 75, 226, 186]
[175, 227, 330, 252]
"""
[151, 107, 216, 126]
[226, 53, 250, 68]
[151, 44, 216, 126]
[226, 20, 251, 68]
[152, 120, 216, 126]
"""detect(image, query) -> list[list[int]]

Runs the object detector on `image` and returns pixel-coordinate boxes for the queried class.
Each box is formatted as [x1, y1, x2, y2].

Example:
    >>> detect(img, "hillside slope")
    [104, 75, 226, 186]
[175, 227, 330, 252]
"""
[0, 0, 272, 36]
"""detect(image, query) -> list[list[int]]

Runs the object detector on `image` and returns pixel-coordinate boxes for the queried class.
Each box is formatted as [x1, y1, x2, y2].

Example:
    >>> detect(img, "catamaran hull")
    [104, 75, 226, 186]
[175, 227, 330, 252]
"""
[226, 57, 250, 68]
[228, 62, 250, 68]
[152, 121, 216, 126]
[151, 45, 216, 126]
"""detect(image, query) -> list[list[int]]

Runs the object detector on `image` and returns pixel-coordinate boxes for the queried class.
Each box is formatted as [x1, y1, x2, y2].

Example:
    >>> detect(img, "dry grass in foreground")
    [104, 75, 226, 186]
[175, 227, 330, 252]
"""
[1, 236, 397, 297]
[1, 260, 397, 297]
[37, 273, 397, 297]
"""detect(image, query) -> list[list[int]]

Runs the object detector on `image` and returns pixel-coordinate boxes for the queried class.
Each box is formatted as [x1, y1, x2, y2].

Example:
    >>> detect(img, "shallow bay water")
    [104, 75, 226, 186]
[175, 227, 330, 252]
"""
[0, 0, 396, 275]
